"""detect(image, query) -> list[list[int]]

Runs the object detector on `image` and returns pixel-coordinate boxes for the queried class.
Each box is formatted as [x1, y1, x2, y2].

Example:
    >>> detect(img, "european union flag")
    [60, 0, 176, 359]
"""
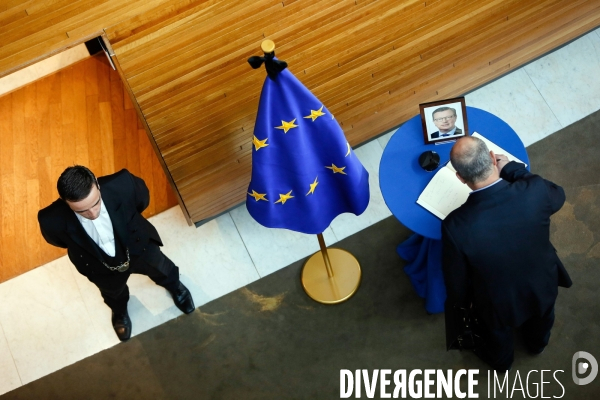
[246, 65, 370, 234]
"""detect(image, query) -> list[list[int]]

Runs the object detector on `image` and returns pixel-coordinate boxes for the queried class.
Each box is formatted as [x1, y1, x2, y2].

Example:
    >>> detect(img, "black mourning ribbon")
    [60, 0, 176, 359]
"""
[248, 51, 288, 80]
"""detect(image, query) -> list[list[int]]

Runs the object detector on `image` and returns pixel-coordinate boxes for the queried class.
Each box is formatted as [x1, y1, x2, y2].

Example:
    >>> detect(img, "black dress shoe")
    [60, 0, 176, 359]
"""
[496, 364, 512, 373]
[111, 311, 132, 341]
[169, 282, 195, 314]
[530, 346, 546, 355]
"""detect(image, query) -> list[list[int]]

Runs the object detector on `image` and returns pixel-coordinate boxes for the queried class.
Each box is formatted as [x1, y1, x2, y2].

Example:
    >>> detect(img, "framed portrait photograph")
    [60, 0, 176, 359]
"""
[419, 97, 468, 145]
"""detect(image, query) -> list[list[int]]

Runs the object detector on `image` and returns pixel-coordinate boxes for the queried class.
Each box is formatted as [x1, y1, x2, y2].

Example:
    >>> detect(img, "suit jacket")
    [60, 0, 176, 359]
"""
[431, 127, 462, 139]
[38, 169, 163, 290]
[442, 162, 571, 332]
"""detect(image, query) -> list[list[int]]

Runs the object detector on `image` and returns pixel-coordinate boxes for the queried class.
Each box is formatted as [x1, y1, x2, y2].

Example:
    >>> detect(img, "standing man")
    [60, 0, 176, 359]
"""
[443, 137, 571, 371]
[430, 107, 462, 139]
[38, 166, 195, 341]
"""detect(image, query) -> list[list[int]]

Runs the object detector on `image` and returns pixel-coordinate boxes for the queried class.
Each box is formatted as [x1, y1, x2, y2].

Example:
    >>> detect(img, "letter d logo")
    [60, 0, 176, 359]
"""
[572, 351, 598, 385]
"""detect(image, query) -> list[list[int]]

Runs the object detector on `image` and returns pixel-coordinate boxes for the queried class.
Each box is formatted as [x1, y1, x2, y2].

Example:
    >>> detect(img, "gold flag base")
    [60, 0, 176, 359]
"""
[301, 248, 361, 304]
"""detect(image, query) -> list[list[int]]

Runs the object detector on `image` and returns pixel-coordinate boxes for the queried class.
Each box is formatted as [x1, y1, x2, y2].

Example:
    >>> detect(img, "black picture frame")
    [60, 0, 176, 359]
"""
[419, 97, 468, 145]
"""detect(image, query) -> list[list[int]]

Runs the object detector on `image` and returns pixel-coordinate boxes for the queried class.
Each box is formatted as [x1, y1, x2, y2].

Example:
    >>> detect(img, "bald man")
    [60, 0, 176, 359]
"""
[442, 136, 571, 372]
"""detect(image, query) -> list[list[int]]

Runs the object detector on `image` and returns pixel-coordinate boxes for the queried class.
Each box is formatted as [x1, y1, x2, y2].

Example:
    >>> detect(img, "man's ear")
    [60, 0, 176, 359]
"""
[489, 150, 497, 166]
[456, 172, 466, 184]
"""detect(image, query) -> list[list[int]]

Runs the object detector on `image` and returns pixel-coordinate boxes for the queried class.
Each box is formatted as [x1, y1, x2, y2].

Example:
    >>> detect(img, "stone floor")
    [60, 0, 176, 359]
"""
[4, 108, 600, 397]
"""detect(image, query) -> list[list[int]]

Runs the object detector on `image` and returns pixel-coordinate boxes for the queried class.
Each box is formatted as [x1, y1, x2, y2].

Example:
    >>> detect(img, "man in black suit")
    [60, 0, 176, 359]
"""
[430, 107, 463, 139]
[38, 166, 195, 341]
[442, 136, 571, 371]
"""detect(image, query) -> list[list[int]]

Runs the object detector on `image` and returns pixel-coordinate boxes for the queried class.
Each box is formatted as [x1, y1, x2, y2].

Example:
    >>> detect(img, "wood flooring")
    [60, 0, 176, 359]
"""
[0, 54, 177, 283]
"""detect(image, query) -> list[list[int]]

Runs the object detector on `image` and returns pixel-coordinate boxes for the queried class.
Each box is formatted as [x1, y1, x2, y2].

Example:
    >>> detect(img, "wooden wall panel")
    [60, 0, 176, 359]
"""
[104, 0, 600, 223]
[0, 0, 168, 78]
[1, 0, 600, 227]
[0, 55, 178, 283]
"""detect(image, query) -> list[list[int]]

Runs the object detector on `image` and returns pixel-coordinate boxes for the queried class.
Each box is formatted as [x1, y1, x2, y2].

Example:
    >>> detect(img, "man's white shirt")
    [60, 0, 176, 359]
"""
[439, 127, 457, 137]
[471, 178, 502, 193]
[75, 198, 116, 256]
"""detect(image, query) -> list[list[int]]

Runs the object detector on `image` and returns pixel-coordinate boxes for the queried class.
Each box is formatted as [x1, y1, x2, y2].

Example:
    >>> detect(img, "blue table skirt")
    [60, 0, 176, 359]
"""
[396, 234, 446, 314]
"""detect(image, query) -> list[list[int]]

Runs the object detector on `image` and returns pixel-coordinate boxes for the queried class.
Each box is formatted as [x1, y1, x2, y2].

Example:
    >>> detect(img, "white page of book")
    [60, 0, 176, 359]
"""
[416, 166, 470, 220]
[472, 132, 527, 167]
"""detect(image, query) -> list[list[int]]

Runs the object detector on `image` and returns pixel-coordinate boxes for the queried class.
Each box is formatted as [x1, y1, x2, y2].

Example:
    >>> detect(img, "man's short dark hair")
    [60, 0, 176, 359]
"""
[432, 107, 456, 119]
[57, 166, 98, 201]
[450, 137, 493, 185]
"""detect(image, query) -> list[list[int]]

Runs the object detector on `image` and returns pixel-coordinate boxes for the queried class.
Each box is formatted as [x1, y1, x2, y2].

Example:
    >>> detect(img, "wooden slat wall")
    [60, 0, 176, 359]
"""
[2, 0, 600, 225]
[103, 0, 600, 224]
[0, 0, 170, 78]
[0, 55, 177, 283]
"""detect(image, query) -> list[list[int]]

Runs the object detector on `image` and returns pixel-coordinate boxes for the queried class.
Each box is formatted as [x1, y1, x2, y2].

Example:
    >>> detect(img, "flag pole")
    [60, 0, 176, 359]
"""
[317, 233, 334, 278]
[301, 233, 362, 304]
[261, 39, 275, 53]
[248, 39, 362, 304]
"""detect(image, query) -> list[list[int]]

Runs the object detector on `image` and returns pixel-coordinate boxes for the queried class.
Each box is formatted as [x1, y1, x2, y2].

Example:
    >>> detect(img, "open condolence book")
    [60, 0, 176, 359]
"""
[416, 132, 527, 220]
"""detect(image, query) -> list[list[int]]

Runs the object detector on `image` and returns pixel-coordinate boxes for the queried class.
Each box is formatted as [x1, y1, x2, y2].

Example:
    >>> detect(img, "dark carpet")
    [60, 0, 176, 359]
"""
[4, 110, 600, 399]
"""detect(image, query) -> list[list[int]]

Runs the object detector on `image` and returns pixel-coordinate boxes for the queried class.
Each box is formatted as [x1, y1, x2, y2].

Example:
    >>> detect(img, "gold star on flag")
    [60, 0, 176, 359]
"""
[325, 164, 347, 175]
[304, 106, 326, 121]
[274, 190, 294, 205]
[252, 136, 269, 151]
[306, 177, 318, 195]
[248, 190, 268, 202]
[275, 119, 298, 133]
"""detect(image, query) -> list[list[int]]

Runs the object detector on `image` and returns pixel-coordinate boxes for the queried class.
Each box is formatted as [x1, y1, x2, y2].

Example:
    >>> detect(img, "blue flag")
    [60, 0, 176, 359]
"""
[246, 67, 370, 234]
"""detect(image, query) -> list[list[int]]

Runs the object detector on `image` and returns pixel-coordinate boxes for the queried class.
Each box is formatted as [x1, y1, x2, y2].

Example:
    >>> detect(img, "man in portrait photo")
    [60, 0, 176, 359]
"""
[430, 106, 463, 139]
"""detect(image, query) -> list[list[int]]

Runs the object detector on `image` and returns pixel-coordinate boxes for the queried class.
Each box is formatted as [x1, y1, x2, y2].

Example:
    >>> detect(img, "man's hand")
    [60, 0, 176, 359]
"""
[495, 154, 509, 173]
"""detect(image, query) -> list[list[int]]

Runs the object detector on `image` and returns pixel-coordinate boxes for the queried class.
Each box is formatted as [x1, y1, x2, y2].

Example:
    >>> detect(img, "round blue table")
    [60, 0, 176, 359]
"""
[379, 107, 530, 313]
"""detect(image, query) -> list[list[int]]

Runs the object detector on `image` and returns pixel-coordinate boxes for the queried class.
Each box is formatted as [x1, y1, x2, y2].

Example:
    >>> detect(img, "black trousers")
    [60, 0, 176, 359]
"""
[98, 244, 180, 314]
[475, 306, 555, 371]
